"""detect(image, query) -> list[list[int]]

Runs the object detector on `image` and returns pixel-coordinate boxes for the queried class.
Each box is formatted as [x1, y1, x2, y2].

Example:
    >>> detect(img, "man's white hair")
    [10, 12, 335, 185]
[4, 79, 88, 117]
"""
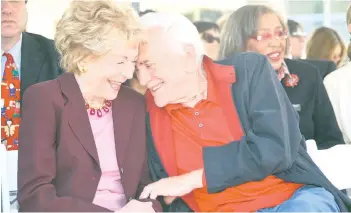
[139, 12, 205, 64]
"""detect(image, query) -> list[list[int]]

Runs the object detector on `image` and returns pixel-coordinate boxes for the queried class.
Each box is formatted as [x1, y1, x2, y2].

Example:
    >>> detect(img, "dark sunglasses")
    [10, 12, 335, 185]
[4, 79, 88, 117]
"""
[202, 33, 220, 43]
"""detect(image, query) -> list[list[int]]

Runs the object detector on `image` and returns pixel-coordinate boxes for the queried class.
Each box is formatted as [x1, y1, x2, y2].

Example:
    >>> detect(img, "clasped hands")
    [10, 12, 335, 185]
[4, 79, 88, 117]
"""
[139, 169, 204, 204]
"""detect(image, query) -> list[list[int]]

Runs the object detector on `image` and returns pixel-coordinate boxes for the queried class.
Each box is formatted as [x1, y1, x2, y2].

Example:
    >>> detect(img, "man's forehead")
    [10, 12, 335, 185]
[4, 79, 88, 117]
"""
[137, 43, 155, 63]
[137, 43, 150, 62]
[137, 27, 173, 63]
[148, 26, 165, 37]
[138, 41, 165, 62]
[144, 27, 168, 46]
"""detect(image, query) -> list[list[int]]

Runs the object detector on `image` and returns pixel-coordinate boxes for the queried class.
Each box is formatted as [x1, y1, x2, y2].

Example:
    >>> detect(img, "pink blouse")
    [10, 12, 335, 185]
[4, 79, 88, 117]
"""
[88, 109, 126, 211]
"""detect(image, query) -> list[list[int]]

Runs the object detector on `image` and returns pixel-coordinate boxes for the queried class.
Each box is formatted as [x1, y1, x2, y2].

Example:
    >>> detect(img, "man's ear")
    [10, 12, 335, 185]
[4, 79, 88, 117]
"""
[183, 43, 196, 58]
[183, 43, 198, 73]
[348, 24, 351, 34]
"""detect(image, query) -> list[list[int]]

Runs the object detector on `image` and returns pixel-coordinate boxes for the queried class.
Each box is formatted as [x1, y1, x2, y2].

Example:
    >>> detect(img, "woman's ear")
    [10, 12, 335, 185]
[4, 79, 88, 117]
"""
[246, 40, 253, 51]
[78, 55, 97, 72]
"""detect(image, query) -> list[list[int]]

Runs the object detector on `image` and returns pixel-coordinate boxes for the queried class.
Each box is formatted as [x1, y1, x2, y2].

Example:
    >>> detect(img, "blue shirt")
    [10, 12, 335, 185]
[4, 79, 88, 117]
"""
[1, 33, 22, 80]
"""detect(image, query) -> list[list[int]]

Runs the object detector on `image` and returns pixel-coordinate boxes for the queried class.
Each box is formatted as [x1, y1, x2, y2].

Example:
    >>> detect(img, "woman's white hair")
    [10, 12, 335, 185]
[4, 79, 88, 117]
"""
[139, 12, 205, 64]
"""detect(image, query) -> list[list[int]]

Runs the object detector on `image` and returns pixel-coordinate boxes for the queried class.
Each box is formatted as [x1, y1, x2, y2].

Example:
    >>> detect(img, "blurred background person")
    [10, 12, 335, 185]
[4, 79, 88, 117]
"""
[17, 1, 159, 212]
[217, 13, 231, 32]
[324, 5, 351, 145]
[139, 9, 156, 17]
[219, 5, 345, 150]
[193, 21, 220, 60]
[1, 0, 63, 151]
[306, 27, 347, 68]
[286, 21, 338, 79]
[287, 19, 306, 59]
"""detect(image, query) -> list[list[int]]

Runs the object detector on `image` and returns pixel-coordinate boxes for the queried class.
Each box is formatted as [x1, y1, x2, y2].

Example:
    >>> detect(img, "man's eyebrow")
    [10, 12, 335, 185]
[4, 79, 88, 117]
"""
[139, 60, 149, 65]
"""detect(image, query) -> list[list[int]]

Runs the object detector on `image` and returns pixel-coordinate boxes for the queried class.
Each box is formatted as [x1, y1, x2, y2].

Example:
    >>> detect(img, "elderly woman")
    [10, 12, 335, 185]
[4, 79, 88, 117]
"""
[219, 5, 344, 150]
[17, 1, 159, 212]
[306, 27, 346, 68]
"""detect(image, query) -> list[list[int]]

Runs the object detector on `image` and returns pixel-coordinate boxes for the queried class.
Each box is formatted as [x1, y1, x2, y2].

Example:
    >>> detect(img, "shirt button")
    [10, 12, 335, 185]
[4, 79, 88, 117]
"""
[199, 123, 204, 128]
[92, 177, 95, 180]
[194, 111, 199, 116]
[120, 168, 124, 174]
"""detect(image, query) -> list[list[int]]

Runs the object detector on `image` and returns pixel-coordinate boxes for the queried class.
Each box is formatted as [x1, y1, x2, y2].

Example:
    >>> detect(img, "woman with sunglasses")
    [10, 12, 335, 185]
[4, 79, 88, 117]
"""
[219, 5, 344, 150]
[193, 21, 220, 60]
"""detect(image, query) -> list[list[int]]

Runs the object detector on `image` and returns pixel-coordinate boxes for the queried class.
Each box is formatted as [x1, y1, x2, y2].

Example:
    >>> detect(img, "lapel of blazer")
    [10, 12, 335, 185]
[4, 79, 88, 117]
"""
[58, 73, 100, 166]
[111, 87, 134, 169]
[204, 56, 243, 138]
[146, 91, 177, 177]
[20, 32, 46, 99]
[281, 59, 298, 95]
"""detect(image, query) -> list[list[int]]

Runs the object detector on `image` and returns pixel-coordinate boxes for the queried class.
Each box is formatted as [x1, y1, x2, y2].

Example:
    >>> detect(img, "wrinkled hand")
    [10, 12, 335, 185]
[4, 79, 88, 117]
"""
[118, 199, 155, 212]
[139, 169, 203, 200]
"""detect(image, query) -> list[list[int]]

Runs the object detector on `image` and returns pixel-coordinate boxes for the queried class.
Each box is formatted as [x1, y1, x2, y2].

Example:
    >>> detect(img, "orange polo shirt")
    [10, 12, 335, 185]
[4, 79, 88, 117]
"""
[165, 59, 303, 212]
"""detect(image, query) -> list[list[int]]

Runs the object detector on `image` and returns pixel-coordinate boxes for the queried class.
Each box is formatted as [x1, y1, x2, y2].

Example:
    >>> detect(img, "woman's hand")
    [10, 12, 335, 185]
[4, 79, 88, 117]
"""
[118, 199, 155, 212]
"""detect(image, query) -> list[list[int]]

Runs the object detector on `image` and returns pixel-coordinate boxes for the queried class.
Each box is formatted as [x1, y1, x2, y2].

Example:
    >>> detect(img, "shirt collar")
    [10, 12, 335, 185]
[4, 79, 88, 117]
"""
[2, 33, 22, 68]
[276, 61, 290, 81]
[165, 55, 234, 113]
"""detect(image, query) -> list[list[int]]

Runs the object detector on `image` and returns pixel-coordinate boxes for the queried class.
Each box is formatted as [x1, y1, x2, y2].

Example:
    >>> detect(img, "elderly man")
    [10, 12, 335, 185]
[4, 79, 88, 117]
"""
[136, 12, 351, 212]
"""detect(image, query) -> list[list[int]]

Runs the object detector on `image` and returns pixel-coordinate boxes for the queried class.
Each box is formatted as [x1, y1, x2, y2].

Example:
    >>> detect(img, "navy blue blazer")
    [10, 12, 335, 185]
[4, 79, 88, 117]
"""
[299, 59, 337, 79]
[146, 53, 351, 212]
[284, 59, 344, 149]
[20, 32, 63, 104]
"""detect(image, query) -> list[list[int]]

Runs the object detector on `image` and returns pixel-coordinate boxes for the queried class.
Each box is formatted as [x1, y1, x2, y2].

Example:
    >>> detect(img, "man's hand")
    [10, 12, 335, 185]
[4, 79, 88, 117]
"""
[139, 169, 204, 200]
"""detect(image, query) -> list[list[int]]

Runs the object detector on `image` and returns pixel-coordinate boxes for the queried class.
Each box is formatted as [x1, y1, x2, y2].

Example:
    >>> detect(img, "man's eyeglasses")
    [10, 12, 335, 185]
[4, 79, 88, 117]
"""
[250, 30, 288, 41]
[202, 33, 220, 43]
